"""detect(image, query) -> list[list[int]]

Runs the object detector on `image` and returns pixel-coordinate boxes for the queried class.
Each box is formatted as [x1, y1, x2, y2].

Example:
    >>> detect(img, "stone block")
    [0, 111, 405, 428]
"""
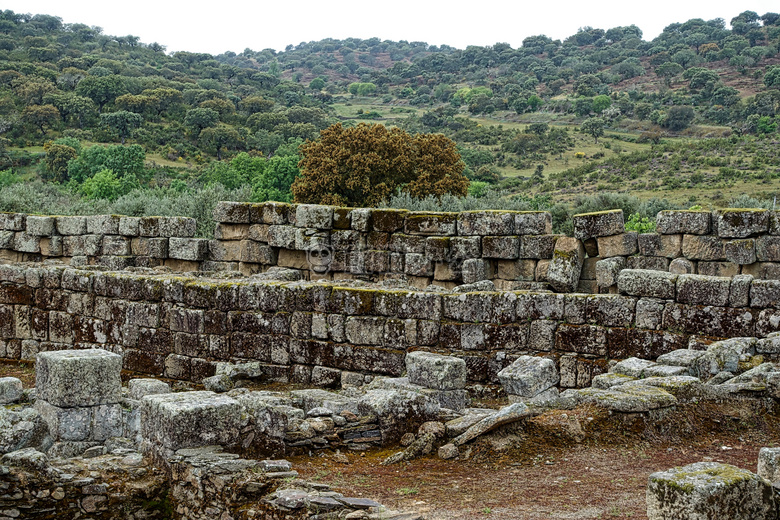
[518, 234, 557, 259]
[635, 298, 665, 330]
[758, 447, 780, 483]
[717, 209, 769, 238]
[546, 237, 585, 293]
[405, 253, 433, 277]
[356, 389, 439, 443]
[404, 212, 457, 235]
[696, 261, 739, 278]
[62, 235, 101, 256]
[213, 201, 250, 224]
[0, 230, 13, 249]
[425, 236, 450, 262]
[646, 462, 775, 520]
[461, 258, 489, 284]
[572, 210, 624, 241]
[26, 216, 55, 236]
[240, 241, 277, 264]
[497, 355, 559, 398]
[497, 259, 536, 281]
[86, 215, 120, 235]
[750, 279, 780, 308]
[267, 225, 297, 249]
[295, 204, 333, 229]
[656, 210, 711, 235]
[140, 391, 242, 450]
[0, 212, 26, 231]
[597, 232, 638, 257]
[482, 236, 519, 259]
[159, 217, 196, 238]
[345, 316, 385, 345]
[0, 377, 22, 404]
[101, 235, 131, 256]
[128, 379, 171, 400]
[756, 236, 780, 262]
[617, 269, 677, 299]
[515, 212, 552, 235]
[349, 208, 372, 231]
[406, 351, 467, 390]
[638, 233, 682, 258]
[450, 236, 481, 259]
[596, 257, 626, 288]
[669, 258, 694, 275]
[258, 202, 290, 225]
[457, 211, 514, 235]
[724, 239, 756, 265]
[370, 209, 407, 233]
[730, 274, 753, 308]
[40, 237, 62, 256]
[168, 238, 208, 261]
[682, 235, 724, 261]
[118, 217, 140, 236]
[36, 349, 122, 407]
[676, 274, 731, 306]
[14, 232, 40, 253]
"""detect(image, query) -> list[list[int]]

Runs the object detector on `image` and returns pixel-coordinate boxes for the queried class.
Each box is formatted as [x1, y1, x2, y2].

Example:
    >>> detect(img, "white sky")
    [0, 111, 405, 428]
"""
[4, 0, 780, 55]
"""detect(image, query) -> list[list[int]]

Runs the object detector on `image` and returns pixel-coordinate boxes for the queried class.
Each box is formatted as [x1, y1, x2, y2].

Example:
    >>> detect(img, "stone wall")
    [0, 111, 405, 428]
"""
[4, 206, 780, 293]
[2, 263, 780, 388]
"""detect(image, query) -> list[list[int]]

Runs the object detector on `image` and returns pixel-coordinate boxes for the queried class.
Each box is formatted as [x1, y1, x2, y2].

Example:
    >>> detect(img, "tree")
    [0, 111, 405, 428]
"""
[655, 62, 684, 86]
[75, 75, 125, 112]
[21, 104, 60, 136]
[184, 108, 219, 137]
[663, 106, 695, 131]
[199, 126, 241, 160]
[592, 95, 611, 114]
[580, 117, 605, 143]
[68, 144, 146, 183]
[253, 154, 300, 202]
[101, 110, 143, 144]
[43, 143, 77, 182]
[292, 123, 468, 207]
[766, 66, 780, 89]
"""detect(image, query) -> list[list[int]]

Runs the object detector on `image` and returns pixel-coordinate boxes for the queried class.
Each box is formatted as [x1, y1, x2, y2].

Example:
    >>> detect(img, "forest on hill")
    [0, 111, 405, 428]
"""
[0, 8, 779, 235]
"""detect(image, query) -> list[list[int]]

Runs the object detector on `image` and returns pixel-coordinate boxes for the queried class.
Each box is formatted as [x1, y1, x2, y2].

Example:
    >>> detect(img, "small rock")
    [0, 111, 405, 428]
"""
[202, 375, 234, 393]
[400, 433, 416, 447]
[438, 443, 459, 460]
[417, 421, 446, 439]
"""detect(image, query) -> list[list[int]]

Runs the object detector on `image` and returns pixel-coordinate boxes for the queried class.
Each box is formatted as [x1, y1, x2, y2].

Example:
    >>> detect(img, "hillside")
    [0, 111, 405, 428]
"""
[0, 8, 779, 231]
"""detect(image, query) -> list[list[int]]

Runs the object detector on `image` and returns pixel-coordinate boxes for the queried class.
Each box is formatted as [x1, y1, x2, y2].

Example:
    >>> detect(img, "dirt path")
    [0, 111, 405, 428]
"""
[291, 425, 776, 519]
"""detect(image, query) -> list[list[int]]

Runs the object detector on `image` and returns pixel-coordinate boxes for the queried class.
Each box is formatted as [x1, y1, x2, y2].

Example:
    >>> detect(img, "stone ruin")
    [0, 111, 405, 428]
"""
[3, 203, 780, 516]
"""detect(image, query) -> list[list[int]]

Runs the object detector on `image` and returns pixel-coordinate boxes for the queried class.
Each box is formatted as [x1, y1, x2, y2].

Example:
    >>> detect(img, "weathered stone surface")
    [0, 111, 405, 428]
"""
[452, 402, 530, 446]
[482, 236, 520, 259]
[717, 209, 770, 238]
[724, 239, 756, 265]
[0, 212, 26, 231]
[568, 384, 676, 412]
[691, 338, 756, 378]
[357, 389, 439, 443]
[591, 373, 636, 389]
[128, 378, 171, 400]
[26, 216, 55, 237]
[547, 237, 585, 293]
[295, 204, 334, 229]
[406, 351, 466, 390]
[515, 212, 552, 235]
[617, 269, 677, 299]
[756, 236, 780, 262]
[404, 212, 457, 236]
[36, 349, 122, 407]
[682, 235, 724, 261]
[646, 462, 775, 520]
[497, 355, 559, 398]
[596, 257, 626, 288]
[656, 210, 711, 235]
[168, 238, 209, 261]
[572, 210, 624, 241]
[669, 258, 694, 275]
[750, 280, 780, 308]
[758, 447, 780, 483]
[676, 274, 731, 306]
[213, 201, 250, 224]
[656, 349, 705, 367]
[461, 258, 489, 284]
[597, 232, 638, 257]
[611, 357, 658, 378]
[638, 233, 683, 258]
[141, 391, 242, 450]
[0, 376, 22, 404]
[457, 211, 515, 236]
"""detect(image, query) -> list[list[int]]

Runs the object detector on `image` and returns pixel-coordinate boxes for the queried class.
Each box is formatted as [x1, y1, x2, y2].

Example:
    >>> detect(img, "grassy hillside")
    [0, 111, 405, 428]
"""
[0, 8, 779, 231]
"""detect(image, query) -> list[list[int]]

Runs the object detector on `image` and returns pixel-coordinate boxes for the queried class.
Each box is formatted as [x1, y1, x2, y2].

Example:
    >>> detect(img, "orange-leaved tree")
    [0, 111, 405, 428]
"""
[291, 123, 468, 207]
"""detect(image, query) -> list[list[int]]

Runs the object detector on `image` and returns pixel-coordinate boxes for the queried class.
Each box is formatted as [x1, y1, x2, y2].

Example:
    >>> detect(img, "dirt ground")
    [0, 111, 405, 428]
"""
[290, 404, 780, 520]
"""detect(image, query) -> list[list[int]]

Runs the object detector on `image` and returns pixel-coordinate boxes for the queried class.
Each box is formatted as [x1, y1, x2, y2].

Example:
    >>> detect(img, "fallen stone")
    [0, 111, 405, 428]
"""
[570, 384, 677, 413]
[655, 349, 706, 368]
[406, 351, 467, 391]
[611, 357, 658, 378]
[0, 377, 23, 404]
[547, 237, 585, 293]
[438, 443, 459, 460]
[202, 374, 234, 393]
[758, 447, 780, 484]
[127, 379, 171, 400]
[381, 432, 436, 465]
[591, 373, 637, 389]
[646, 462, 775, 520]
[497, 355, 559, 398]
[36, 349, 122, 408]
[444, 409, 495, 437]
[452, 402, 531, 446]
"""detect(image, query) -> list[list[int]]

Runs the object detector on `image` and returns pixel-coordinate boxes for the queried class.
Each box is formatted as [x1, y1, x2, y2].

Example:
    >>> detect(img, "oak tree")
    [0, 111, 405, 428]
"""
[292, 123, 468, 207]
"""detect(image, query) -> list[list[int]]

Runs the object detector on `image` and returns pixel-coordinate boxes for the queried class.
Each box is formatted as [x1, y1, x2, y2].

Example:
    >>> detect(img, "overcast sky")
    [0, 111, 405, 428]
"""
[4, 0, 780, 55]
